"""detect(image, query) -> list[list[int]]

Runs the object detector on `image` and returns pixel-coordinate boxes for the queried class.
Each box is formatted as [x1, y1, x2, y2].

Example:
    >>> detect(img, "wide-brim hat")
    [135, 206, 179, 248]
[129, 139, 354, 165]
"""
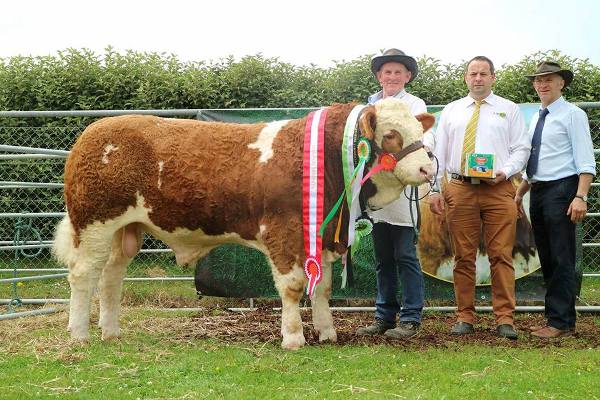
[370, 48, 418, 83]
[526, 61, 574, 87]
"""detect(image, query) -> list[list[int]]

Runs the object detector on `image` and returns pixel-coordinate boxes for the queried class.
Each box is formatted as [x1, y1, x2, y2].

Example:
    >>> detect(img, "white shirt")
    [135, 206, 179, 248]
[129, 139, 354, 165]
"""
[525, 96, 596, 183]
[434, 92, 530, 188]
[367, 89, 429, 226]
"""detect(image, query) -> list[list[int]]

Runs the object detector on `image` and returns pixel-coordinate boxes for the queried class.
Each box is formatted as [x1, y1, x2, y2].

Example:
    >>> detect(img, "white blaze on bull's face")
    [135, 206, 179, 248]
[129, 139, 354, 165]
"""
[248, 120, 290, 163]
[373, 98, 432, 185]
[367, 98, 434, 209]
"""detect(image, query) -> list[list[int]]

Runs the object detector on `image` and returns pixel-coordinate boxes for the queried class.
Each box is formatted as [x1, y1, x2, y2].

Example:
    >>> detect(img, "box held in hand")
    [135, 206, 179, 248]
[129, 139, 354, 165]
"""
[464, 153, 495, 178]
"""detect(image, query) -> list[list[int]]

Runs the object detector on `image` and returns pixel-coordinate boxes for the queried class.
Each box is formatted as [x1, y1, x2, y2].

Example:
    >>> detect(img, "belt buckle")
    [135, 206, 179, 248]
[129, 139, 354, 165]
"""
[470, 177, 480, 184]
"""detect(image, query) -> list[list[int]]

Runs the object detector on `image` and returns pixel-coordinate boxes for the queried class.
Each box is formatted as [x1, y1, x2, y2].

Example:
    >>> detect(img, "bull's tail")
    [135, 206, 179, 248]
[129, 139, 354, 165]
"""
[52, 214, 78, 268]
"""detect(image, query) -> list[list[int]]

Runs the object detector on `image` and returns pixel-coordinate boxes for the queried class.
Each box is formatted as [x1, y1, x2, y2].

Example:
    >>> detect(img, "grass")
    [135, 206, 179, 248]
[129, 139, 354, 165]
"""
[1, 309, 600, 400]
[2, 262, 600, 398]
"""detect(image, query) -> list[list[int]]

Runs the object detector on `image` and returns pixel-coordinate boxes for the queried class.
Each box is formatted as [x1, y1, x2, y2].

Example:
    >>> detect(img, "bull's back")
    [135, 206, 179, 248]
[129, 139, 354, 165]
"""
[64, 115, 271, 238]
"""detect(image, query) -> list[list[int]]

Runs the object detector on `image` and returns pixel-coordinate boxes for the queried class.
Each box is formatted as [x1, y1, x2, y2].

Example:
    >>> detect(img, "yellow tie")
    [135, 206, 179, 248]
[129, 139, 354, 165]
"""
[461, 100, 483, 174]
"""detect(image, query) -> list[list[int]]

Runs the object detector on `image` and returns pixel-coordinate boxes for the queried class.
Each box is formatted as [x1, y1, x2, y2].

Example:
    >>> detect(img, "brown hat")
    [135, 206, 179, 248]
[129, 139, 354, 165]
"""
[526, 61, 574, 87]
[370, 48, 418, 83]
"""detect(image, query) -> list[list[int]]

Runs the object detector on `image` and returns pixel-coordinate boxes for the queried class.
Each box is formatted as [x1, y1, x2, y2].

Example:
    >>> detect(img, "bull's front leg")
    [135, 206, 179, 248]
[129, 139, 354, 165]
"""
[311, 261, 337, 343]
[270, 262, 306, 350]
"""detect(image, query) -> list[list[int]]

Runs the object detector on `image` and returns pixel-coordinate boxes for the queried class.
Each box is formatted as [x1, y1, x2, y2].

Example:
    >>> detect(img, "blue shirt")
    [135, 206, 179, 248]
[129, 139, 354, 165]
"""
[526, 97, 596, 183]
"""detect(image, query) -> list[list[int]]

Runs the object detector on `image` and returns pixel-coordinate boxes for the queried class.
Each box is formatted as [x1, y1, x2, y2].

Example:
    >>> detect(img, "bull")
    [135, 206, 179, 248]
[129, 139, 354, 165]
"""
[53, 98, 434, 349]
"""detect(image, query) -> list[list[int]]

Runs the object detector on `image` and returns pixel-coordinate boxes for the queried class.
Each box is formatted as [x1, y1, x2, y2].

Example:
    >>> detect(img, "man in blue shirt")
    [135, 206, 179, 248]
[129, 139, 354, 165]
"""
[515, 61, 596, 338]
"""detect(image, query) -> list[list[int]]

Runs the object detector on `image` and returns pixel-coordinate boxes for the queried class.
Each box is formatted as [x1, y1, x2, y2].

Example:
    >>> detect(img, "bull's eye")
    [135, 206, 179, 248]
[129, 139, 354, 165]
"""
[383, 132, 394, 140]
[427, 151, 434, 160]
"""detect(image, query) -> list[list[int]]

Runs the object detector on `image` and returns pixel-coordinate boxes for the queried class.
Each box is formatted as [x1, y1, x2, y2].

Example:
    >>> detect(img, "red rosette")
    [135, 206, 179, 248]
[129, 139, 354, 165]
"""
[379, 152, 397, 171]
[304, 257, 322, 298]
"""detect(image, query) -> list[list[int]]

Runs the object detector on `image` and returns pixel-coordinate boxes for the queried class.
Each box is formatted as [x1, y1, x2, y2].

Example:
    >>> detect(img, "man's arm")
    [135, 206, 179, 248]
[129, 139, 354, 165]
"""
[500, 103, 531, 179]
[567, 108, 596, 224]
[429, 107, 450, 215]
[568, 173, 593, 223]
[514, 179, 531, 219]
[482, 104, 529, 186]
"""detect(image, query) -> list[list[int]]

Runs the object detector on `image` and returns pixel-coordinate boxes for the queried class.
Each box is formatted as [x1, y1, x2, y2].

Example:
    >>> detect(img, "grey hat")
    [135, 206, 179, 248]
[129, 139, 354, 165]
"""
[526, 61, 574, 87]
[370, 48, 418, 82]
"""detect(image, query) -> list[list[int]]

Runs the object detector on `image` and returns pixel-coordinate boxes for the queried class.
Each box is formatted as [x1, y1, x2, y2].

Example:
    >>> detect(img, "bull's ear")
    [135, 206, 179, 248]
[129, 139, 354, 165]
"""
[359, 106, 377, 140]
[415, 113, 435, 133]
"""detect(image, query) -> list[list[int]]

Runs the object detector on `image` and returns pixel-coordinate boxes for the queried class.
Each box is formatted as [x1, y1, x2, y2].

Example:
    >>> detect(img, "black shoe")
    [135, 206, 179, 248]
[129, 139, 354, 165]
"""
[497, 324, 518, 340]
[384, 321, 420, 339]
[356, 319, 395, 336]
[451, 321, 474, 335]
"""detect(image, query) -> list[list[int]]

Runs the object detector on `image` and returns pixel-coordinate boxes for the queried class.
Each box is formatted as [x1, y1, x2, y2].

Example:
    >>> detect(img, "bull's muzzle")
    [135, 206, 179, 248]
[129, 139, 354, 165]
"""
[420, 165, 434, 182]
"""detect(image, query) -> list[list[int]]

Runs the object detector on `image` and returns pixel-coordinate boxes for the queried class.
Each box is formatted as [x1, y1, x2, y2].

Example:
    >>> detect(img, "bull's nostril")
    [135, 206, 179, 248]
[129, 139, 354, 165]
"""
[420, 167, 434, 180]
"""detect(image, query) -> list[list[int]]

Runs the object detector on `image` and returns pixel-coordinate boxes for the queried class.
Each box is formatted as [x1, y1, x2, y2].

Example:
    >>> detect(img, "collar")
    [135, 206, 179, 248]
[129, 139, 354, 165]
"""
[464, 92, 496, 107]
[544, 96, 565, 114]
[369, 89, 408, 104]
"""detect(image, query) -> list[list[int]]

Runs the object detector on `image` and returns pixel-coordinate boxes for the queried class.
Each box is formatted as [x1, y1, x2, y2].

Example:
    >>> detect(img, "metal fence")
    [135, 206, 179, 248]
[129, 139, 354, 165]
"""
[1, 104, 599, 289]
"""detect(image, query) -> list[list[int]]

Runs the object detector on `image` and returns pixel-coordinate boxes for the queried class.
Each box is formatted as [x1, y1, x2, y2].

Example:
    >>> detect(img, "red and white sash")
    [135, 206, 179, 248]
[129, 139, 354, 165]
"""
[302, 108, 328, 298]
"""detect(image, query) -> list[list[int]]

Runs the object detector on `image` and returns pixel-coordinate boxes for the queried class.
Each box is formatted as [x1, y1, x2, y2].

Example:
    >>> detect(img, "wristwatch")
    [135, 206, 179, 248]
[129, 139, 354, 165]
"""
[575, 194, 588, 202]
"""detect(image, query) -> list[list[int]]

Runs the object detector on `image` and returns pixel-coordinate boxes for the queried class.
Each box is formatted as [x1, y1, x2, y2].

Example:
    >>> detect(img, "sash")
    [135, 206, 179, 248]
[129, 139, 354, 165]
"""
[302, 108, 328, 298]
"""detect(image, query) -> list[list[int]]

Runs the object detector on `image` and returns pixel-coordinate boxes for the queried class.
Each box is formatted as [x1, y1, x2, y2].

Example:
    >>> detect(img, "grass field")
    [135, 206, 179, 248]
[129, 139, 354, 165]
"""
[1, 308, 600, 399]
[2, 272, 600, 399]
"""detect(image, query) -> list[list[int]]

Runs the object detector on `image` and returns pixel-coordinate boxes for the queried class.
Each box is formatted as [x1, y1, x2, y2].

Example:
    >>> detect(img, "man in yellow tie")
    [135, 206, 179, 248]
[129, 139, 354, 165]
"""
[429, 56, 530, 339]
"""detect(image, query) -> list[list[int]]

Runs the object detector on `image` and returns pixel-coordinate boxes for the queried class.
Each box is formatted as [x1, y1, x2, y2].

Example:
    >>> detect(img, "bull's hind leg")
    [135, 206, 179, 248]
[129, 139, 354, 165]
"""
[68, 235, 113, 341]
[311, 261, 337, 343]
[98, 224, 141, 340]
[270, 263, 307, 350]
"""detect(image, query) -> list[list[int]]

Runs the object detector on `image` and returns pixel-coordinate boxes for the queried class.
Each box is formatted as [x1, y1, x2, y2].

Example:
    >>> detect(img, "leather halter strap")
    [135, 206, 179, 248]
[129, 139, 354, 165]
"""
[390, 140, 424, 162]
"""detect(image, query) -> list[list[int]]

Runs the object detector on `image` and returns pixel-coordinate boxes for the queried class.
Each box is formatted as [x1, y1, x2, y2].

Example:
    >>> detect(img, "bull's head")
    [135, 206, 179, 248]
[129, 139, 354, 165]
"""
[359, 98, 435, 209]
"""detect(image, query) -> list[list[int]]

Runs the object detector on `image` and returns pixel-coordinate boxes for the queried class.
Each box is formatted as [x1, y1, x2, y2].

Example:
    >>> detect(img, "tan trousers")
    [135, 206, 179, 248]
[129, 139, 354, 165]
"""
[444, 179, 517, 325]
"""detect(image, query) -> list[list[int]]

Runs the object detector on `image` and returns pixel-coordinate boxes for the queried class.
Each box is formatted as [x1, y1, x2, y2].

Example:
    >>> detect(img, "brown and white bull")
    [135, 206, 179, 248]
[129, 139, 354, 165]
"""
[53, 98, 434, 349]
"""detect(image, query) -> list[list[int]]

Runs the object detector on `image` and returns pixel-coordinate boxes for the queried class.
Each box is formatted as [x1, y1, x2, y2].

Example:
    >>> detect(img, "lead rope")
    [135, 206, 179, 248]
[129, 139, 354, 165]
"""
[406, 152, 440, 244]
[408, 186, 421, 244]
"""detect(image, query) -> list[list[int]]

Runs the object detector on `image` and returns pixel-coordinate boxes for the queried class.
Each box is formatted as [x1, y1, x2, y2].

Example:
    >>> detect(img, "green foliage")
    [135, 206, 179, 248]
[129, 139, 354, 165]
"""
[1, 47, 598, 118]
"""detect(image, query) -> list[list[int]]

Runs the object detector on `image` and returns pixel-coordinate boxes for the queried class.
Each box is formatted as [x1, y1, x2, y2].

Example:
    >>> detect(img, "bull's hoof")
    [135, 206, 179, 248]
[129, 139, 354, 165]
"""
[101, 328, 121, 341]
[318, 327, 337, 343]
[69, 332, 90, 342]
[68, 324, 90, 341]
[281, 333, 306, 350]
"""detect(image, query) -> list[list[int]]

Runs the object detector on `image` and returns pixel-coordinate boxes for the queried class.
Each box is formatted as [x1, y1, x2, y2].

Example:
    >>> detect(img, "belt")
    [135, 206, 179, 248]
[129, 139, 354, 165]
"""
[531, 175, 578, 189]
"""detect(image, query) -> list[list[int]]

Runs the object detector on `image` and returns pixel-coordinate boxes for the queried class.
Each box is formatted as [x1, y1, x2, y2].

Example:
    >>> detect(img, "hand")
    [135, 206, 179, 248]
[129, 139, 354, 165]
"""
[482, 171, 507, 186]
[514, 194, 525, 219]
[429, 192, 445, 215]
[567, 197, 588, 223]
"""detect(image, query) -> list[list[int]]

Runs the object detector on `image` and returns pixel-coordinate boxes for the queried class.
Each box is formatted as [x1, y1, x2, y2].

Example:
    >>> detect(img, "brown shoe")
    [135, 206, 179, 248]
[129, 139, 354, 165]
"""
[531, 326, 574, 338]
[528, 325, 545, 332]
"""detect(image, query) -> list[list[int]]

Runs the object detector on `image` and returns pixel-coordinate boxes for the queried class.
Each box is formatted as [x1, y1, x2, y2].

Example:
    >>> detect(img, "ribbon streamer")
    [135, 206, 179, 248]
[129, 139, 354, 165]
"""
[302, 108, 328, 298]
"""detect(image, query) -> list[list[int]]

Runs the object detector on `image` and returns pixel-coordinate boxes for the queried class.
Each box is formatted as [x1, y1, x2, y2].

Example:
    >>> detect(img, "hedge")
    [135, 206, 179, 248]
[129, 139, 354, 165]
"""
[1, 47, 598, 121]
